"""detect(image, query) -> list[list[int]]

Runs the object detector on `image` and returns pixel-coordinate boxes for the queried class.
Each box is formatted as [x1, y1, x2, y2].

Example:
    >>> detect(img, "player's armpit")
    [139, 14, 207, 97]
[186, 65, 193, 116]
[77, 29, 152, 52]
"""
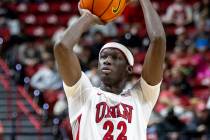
[132, 77, 161, 108]
[140, 77, 161, 106]
[63, 72, 94, 121]
[63, 75, 82, 97]
[63, 72, 93, 98]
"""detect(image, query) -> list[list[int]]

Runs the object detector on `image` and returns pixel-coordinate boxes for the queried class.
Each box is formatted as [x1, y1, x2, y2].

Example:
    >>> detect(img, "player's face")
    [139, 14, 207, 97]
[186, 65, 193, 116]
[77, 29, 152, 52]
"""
[98, 48, 129, 85]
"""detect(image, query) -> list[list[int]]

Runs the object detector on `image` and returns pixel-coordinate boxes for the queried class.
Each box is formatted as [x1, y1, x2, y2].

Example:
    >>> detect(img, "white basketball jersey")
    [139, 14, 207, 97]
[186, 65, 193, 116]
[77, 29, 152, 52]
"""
[63, 72, 161, 140]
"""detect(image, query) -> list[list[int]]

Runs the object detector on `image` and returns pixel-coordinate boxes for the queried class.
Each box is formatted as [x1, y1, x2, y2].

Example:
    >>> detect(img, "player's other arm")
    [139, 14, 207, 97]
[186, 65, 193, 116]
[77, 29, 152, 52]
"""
[139, 0, 166, 86]
[54, 10, 100, 86]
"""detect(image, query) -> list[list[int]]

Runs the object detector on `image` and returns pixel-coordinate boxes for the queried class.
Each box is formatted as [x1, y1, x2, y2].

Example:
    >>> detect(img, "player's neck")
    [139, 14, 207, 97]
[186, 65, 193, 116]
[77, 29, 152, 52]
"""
[100, 80, 126, 95]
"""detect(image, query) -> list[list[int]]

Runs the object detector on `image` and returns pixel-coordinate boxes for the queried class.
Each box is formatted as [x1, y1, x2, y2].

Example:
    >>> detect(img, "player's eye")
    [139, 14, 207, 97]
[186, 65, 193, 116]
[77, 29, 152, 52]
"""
[100, 54, 107, 59]
[112, 55, 117, 60]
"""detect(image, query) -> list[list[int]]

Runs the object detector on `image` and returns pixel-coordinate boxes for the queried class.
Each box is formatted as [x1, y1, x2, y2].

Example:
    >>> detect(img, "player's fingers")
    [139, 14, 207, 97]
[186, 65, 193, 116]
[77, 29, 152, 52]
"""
[78, 2, 91, 15]
[78, 2, 105, 25]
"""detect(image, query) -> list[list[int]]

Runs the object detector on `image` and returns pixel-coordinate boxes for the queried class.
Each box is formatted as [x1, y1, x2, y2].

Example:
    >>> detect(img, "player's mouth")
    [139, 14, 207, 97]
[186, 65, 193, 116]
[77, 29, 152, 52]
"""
[101, 67, 112, 74]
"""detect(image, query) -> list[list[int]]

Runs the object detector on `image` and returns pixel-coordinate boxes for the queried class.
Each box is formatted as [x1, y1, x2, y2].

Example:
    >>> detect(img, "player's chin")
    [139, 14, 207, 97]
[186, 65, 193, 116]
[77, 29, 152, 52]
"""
[100, 72, 111, 79]
[99, 72, 113, 81]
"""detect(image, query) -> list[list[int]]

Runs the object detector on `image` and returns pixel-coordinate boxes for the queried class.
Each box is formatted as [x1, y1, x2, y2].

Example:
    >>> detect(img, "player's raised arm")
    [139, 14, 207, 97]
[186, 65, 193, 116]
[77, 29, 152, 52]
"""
[139, 0, 166, 86]
[54, 8, 101, 86]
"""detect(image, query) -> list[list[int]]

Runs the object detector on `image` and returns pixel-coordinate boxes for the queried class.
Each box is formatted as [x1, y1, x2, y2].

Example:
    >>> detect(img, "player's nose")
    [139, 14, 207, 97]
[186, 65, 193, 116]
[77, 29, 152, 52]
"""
[103, 56, 112, 65]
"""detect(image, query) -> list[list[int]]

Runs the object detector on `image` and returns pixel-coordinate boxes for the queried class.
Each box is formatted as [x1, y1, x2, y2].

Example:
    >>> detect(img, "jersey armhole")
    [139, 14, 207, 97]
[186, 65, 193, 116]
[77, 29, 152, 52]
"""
[63, 72, 91, 97]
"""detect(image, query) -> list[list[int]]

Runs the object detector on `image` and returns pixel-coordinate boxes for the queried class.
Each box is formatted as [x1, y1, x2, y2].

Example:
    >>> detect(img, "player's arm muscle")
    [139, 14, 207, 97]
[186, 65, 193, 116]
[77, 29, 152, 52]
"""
[54, 13, 95, 86]
[138, 0, 166, 86]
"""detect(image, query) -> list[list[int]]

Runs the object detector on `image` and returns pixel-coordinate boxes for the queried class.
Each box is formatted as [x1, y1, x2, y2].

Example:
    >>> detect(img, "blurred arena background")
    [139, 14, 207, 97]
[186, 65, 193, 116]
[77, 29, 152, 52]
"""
[0, 0, 210, 139]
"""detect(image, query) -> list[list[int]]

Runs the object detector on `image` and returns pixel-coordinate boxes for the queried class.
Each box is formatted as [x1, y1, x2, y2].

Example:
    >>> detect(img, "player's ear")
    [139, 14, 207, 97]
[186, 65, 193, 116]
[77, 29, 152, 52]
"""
[127, 65, 133, 74]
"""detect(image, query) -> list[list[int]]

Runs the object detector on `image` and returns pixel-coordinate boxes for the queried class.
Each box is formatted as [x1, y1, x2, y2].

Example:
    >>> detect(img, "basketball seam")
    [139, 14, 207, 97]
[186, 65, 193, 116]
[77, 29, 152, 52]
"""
[99, 0, 114, 18]
[102, 0, 124, 21]
[91, 0, 94, 12]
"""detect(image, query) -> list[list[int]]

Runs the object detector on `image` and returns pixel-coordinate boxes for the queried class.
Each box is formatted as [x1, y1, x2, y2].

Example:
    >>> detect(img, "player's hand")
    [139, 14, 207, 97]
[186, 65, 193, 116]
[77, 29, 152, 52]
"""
[78, 3, 105, 25]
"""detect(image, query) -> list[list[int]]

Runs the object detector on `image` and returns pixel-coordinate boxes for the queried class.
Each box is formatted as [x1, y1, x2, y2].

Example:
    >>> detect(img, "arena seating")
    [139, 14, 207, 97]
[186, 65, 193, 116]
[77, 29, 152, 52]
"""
[0, 59, 54, 140]
[1, 0, 198, 39]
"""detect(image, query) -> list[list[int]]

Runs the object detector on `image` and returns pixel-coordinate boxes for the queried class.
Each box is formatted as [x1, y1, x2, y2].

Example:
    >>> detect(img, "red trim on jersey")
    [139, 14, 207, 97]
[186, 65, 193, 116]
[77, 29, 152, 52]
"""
[76, 114, 82, 140]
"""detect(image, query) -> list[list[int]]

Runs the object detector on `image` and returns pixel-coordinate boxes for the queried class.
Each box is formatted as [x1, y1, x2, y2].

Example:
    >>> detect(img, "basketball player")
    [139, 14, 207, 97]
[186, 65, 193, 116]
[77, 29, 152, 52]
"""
[54, 0, 166, 139]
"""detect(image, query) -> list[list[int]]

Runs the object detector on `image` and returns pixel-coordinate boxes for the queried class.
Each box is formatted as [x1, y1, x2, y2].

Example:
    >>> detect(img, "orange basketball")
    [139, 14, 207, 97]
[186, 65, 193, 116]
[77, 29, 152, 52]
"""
[79, 0, 126, 22]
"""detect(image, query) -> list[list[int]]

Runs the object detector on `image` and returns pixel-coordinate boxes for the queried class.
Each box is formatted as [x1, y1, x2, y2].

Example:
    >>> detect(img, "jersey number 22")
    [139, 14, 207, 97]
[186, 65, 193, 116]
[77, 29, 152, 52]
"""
[103, 120, 127, 140]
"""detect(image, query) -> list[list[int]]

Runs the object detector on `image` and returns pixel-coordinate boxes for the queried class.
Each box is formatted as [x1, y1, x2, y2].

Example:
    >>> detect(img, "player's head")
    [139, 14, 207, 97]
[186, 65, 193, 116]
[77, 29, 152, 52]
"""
[98, 42, 134, 86]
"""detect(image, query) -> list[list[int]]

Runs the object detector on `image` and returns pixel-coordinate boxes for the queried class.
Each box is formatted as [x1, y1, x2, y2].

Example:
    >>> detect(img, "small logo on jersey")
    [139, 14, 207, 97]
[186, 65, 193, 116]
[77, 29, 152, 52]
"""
[95, 102, 133, 123]
[121, 91, 131, 97]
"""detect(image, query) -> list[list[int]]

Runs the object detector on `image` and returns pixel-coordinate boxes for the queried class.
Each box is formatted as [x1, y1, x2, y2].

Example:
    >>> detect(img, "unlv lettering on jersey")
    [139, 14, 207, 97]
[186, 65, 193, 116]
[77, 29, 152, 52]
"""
[96, 102, 133, 123]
